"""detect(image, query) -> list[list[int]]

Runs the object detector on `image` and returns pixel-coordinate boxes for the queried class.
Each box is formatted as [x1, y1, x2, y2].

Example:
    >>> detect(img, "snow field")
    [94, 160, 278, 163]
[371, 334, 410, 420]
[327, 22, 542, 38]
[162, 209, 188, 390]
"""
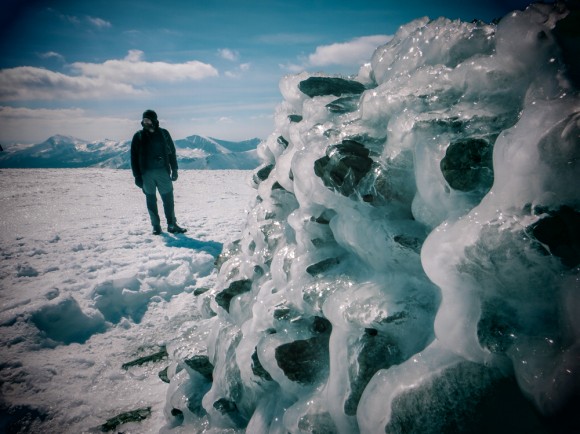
[0, 168, 255, 433]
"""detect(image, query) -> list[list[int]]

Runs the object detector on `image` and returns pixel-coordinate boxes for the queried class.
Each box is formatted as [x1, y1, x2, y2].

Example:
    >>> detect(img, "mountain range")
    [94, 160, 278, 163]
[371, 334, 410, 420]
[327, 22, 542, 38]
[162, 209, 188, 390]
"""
[0, 134, 262, 170]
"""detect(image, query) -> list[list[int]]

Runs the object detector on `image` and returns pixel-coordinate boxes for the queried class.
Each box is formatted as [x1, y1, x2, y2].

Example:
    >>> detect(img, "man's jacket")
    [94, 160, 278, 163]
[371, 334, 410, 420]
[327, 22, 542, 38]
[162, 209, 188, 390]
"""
[131, 128, 178, 178]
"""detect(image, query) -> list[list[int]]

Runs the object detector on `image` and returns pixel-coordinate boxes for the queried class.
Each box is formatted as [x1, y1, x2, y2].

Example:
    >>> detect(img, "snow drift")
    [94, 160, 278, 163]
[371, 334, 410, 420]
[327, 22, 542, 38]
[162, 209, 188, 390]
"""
[163, 3, 579, 433]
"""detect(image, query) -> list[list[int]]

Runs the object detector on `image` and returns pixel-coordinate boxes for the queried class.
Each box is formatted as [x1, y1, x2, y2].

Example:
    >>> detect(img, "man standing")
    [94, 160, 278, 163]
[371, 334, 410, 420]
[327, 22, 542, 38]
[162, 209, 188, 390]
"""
[131, 109, 187, 235]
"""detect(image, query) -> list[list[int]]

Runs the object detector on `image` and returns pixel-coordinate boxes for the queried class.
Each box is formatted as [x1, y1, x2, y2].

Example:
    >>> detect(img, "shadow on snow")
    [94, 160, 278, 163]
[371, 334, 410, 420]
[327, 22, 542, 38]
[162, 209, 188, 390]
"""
[162, 233, 223, 257]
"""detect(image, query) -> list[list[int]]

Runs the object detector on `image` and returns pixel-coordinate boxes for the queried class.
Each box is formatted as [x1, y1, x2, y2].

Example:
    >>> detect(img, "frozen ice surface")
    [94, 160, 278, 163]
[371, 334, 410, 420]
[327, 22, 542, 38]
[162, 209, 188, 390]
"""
[164, 3, 579, 434]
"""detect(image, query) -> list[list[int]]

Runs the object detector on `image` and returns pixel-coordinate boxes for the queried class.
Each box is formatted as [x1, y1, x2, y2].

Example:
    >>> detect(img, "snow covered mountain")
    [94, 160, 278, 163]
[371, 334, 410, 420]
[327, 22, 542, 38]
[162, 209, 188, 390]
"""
[0, 134, 262, 170]
[0, 135, 126, 169]
[174, 135, 262, 170]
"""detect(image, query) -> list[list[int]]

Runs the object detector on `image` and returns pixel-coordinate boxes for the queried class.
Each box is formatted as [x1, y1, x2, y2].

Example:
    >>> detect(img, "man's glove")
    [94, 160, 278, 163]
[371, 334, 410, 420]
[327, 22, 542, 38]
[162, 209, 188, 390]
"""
[171, 171, 178, 181]
[135, 176, 143, 188]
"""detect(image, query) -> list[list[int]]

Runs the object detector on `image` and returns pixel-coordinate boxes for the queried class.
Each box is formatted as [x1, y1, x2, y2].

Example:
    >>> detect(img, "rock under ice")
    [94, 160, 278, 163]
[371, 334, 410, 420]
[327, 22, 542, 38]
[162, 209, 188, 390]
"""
[163, 3, 579, 433]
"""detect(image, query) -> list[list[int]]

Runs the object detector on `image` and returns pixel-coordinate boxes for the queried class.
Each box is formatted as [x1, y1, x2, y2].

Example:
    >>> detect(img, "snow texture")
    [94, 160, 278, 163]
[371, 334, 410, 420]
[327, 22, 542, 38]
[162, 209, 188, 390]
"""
[0, 169, 254, 433]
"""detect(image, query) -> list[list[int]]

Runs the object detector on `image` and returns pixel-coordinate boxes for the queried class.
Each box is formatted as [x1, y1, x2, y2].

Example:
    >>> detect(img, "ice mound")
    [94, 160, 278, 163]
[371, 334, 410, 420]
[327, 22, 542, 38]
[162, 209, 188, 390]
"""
[163, 3, 579, 433]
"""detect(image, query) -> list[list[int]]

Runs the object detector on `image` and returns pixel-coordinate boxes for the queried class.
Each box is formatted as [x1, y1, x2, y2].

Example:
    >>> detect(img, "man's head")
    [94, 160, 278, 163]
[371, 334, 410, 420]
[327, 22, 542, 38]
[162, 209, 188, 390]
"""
[141, 109, 158, 132]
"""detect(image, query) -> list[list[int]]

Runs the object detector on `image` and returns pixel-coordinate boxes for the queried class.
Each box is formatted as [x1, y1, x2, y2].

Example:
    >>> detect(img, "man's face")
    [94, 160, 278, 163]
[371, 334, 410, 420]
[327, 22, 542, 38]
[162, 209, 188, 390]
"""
[142, 118, 155, 132]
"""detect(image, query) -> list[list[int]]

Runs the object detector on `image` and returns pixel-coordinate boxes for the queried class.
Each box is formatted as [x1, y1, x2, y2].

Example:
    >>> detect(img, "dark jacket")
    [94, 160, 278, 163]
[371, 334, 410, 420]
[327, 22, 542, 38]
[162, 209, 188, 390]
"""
[131, 127, 178, 178]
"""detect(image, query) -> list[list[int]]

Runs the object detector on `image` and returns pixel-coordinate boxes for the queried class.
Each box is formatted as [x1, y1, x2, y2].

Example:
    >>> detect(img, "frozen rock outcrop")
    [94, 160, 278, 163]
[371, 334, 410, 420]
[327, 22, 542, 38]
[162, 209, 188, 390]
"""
[164, 3, 579, 433]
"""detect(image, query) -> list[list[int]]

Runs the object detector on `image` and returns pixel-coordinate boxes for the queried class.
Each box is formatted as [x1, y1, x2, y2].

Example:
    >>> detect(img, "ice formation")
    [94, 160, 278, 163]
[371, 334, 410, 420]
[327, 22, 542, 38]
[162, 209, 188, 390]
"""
[163, 3, 579, 433]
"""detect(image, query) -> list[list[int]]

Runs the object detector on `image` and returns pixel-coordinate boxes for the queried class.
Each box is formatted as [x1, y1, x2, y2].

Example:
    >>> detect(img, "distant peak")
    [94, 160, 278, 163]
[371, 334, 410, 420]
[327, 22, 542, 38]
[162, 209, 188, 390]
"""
[44, 134, 87, 145]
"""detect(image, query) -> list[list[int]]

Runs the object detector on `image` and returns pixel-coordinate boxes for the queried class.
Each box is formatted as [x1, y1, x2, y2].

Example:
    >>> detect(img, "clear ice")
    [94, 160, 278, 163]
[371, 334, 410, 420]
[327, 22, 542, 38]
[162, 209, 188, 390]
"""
[163, 3, 579, 433]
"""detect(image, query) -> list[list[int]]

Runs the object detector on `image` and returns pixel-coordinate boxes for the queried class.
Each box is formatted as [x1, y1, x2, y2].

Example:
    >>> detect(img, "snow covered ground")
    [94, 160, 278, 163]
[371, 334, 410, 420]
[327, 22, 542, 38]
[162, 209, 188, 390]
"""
[0, 168, 255, 433]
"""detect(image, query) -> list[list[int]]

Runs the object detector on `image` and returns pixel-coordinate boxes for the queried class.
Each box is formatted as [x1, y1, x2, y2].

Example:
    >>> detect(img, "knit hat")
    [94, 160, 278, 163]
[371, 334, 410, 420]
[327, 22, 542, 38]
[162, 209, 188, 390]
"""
[142, 109, 158, 125]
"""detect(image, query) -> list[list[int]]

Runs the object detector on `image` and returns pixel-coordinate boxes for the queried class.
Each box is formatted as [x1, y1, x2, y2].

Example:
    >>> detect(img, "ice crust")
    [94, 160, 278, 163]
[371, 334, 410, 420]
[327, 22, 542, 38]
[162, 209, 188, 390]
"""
[164, 3, 579, 433]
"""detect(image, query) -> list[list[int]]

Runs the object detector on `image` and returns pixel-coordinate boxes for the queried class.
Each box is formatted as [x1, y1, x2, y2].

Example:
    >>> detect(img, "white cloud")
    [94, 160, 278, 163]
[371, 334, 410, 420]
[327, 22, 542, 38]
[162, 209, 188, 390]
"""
[218, 48, 239, 62]
[0, 51, 219, 101]
[225, 63, 251, 78]
[124, 49, 145, 62]
[38, 51, 65, 62]
[0, 67, 145, 101]
[62, 14, 81, 25]
[87, 16, 112, 29]
[278, 35, 391, 73]
[50, 8, 80, 25]
[71, 51, 219, 84]
[50, 9, 111, 30]
[308, 35, 392, 67]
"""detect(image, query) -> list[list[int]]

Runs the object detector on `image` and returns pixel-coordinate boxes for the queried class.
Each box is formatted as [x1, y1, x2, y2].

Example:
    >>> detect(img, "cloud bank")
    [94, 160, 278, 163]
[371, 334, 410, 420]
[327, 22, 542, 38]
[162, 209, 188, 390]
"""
[0, 50, 218, 101]
[71, 50, 218, 84]
[0, 67, 145, 101]
[279, 35, 393, 73]
[0, 106, 134, 143]
[309, 35, 392, 67]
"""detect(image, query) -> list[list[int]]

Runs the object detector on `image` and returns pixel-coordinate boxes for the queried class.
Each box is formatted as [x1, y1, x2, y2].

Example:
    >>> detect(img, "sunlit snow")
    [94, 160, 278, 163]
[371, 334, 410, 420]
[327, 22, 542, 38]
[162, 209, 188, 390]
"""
[0, 169, 254, 432]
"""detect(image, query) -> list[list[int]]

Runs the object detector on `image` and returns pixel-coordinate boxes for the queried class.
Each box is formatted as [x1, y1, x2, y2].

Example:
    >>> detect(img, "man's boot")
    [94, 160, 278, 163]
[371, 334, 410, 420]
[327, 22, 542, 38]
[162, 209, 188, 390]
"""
[161, 192, 187, 234]
[146, 194, 162, 235]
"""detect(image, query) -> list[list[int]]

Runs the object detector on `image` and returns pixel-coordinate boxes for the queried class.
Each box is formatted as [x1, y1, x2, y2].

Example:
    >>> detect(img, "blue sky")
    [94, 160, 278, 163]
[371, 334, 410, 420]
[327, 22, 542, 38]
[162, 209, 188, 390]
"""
[0, 0, 533, 144]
